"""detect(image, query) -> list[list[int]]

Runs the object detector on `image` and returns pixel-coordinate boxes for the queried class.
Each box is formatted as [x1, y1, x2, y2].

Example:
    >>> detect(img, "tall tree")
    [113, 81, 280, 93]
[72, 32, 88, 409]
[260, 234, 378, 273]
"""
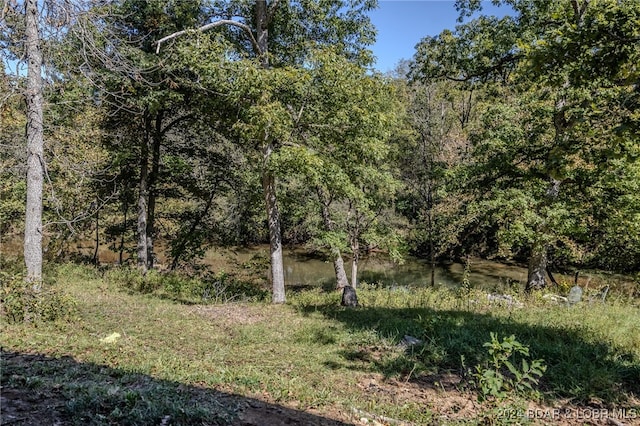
[396, 76, 475, 285]
[67, 0, 209, 272]
[269, 49, 403, 289]
[23, 0, 44, 286]
[3, 1, 111, 268]
[157, 0, 378, 303]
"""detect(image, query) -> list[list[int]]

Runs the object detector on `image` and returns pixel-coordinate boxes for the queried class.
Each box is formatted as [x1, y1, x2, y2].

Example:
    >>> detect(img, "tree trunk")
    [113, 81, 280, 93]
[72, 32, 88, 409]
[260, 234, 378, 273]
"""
[526, 178, 561, 292]
[136, 112, 151, 274]
[255, 0, 269, 67]
[430, 251, 435, 288]
[256, 1, 285, 303]
[351, 239, 359, 289]
[119, 198, 127, 265]
[170, 190, 216, 271]
[24, 0, 44, 288]
[146, 111, 163, 270]
[427, 187, 435, 287]
[93, 201, 99, 265]
[349, 210, 361, 289]
[526, 238, 548, 292]
[333, 254, 350, 289]
[262, 166, 285, 303]
[317, 187, 350, 288]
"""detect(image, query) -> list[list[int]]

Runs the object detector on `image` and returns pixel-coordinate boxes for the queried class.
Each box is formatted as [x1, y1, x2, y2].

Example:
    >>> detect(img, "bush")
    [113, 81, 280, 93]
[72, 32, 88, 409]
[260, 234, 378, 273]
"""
[104, 267, 156, 293]
[0, 271, 78, 324]
[197, 270, 269, 303]
[104, 266, 268, 304]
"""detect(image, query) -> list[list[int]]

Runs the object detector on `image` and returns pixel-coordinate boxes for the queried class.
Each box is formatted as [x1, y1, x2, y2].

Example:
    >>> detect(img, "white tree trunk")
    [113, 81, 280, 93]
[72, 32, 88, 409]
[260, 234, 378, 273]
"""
[24, 0, 44, 288]
[333, 253, 350, 289]
[256, 2, 286, 303]
[317, 189, 350, 289]
[262, 166, 286, 303]
[351, 249, 359, 289]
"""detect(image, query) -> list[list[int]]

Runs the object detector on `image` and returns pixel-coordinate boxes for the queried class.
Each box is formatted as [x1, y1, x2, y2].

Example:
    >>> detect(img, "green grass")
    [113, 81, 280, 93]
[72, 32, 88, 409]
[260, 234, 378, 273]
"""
[296, 284, 640, 401]
[1, 263, 639, 425]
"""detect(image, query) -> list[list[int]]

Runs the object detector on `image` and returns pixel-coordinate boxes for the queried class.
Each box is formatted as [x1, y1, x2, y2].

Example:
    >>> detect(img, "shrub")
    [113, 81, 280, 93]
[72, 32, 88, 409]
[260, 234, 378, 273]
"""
[104, 266, 148, 292]
[195, 270, 268, 303]
[104, 266, 268, 304]
[0, 271, 78, 324]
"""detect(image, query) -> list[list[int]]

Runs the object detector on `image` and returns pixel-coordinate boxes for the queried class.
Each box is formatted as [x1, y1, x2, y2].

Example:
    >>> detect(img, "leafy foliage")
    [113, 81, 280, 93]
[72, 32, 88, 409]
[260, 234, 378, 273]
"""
[0, 270, 78, 324]
[105, 266, 268, 304]
[1, 0, 639, 301]
[410, 0, 640, 278]
[473, 333, 546, 402]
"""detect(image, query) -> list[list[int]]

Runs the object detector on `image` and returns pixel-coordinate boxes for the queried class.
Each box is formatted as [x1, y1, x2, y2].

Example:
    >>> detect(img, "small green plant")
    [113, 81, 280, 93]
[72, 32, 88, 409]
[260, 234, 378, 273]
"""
[473, 333, 546, 402]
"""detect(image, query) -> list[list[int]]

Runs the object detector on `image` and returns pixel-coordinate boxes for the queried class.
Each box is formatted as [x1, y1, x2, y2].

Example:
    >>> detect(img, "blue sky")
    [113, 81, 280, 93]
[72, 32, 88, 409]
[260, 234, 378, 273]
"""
[4, 1, 508, 76]
[369, 1, 511, 73]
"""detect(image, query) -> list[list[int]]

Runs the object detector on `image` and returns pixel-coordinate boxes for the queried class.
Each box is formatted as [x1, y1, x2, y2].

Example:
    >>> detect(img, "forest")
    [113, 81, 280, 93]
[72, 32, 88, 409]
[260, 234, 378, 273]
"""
[2, 0, 639, 299]
[1, 1, 640, 424]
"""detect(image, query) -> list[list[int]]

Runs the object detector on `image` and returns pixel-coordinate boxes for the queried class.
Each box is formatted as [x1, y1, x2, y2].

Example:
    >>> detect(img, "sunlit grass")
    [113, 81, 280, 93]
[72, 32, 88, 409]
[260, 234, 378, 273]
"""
[1, 263, 639, 424]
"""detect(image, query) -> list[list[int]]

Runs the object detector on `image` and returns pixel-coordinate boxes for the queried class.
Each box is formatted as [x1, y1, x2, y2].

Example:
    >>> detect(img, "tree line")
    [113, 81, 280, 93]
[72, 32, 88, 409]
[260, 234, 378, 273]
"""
[2, 0, 638, 303]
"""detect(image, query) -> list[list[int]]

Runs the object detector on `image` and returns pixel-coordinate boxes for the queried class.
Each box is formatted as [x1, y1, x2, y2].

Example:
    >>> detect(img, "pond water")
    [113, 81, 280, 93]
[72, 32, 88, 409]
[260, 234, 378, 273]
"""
[202, 246, 627, 293]
[7, 238, 628, 294]
[204, 245, 635, 292]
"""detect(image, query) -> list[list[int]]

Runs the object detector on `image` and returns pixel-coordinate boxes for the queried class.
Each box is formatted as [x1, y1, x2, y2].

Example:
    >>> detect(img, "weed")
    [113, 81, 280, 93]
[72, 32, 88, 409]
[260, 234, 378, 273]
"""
[473, 333, 546, 402]
[457, 257, 473, 309]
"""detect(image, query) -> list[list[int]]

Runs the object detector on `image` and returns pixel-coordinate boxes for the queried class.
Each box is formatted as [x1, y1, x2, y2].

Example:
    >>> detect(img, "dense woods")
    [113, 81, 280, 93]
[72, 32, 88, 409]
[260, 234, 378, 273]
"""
[2, 0, 639, 301]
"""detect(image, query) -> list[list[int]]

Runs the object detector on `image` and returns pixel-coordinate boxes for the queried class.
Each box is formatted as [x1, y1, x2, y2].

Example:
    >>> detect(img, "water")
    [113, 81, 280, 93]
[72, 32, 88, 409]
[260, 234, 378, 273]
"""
[203, 246, 530, 291]
[202, 246, 635, 294]
[9, 238, 627, 293]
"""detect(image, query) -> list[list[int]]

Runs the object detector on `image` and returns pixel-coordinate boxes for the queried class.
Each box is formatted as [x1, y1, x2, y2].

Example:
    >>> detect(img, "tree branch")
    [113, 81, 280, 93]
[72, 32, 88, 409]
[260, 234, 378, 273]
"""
[267, 0, 281, 22]
[161, 112, 195, 136]
[1, 0, 8, 20]
[155, 19, 260, 55]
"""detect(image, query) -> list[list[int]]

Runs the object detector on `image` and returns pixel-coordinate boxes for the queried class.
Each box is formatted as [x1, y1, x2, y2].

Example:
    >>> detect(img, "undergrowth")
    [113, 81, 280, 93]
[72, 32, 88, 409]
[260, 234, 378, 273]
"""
[472, 333, 546, 403]
[0, 269, 78, 324]
[104, 266, 268, 303]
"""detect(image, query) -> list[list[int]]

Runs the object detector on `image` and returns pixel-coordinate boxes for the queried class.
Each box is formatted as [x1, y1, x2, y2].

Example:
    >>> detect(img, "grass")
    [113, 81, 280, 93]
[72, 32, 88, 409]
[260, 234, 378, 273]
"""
[1, 262, 639, 425]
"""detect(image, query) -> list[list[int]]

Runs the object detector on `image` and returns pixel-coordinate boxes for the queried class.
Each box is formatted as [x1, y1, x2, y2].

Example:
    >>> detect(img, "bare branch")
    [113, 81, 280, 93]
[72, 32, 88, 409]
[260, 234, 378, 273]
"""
[1, 0, 8, 20]
[155, 19, 260, 55]
[267, 0, 281, 22]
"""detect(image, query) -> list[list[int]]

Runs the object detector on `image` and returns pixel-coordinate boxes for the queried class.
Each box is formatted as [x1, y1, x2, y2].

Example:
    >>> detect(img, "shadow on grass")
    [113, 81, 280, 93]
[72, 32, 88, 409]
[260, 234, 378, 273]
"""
[1, 350, 352, 426]
[295, 303, 640, 406]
